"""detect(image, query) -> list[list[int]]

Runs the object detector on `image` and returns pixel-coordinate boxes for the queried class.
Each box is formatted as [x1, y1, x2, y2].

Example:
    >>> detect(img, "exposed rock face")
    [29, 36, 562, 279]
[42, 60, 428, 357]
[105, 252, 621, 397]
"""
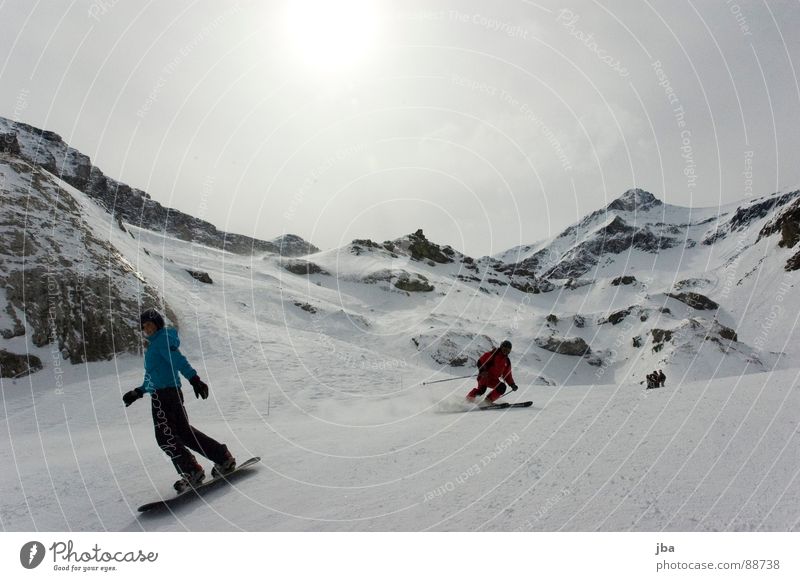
[611, 275, 637, 286]
[394, 273, 434, 292]
[283, 260, 329, 276]
[674, 278, 711, 291]
[0, 132, 21, 155]
[0, 349, 43, 378]
[535, 335, 591, 356]
[406, 229, 454, 264]
[362, 269, 434, 292]
[500, 265, 555, 293]
[0, 116, 317, 256]
[545, 216, 680, 279]
[605, 308, 632, 325]
[1, 303, 25, 339]
[667, 292, 719, 311]
[651, 329, 673, 352]
[293, 301, 317, 314]
[717, 324, 738, 342]
[786, 250, 800, 271]
[607, 188, 662, 212]
[0, 155, 168, 366]
[186, 270, 213, 284]
[708, 190, 800, 246]
[758, 197, 800, 249]
[781, 220, 800, 249]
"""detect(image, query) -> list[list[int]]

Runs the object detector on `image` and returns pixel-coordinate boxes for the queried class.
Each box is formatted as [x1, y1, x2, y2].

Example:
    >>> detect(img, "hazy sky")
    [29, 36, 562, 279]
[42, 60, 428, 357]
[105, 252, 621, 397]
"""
[2, 0, 799, 256]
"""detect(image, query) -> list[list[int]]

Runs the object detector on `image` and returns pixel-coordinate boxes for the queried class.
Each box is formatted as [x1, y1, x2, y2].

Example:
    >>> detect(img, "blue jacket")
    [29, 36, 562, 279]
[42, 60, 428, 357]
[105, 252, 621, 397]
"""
[139, 327, 197, 393]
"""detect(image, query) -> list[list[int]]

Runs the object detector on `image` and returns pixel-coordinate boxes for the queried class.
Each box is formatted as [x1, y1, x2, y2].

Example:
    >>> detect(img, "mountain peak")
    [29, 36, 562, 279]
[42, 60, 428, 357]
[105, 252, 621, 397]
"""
[607, 188, 661, 212]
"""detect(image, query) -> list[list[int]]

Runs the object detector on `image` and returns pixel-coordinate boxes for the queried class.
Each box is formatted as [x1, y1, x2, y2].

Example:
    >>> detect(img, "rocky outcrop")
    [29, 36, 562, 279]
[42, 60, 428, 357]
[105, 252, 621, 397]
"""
[1, 156, 169, 366]
[667, 292, 719, 311]
[0, 132, 21, 155]
[283, 260, 328, 276]
[707, 190, 800, 245]
[758, 197, 800, 249]
[611, 275, 637, 286]
[362, 269, 434, 292]
[186, 270, 213, 284]
[498, 264, 555, 293]
[544, 216, 679, 279]
[394, 273, 434, 292]
[293, 301, 317, 314]
[717, 324, 738, 342]
[674, 278, 711, 291]
[535, 335, 591, 356]
[604, 308, 632, 325]
[651, 328, 673, 352]
[1, 303, 25, 339]
[607, 188, 662, 212]
[0, 349, 43, 378]
[786, 250, 800, 271]
[406, 229, 455, 264]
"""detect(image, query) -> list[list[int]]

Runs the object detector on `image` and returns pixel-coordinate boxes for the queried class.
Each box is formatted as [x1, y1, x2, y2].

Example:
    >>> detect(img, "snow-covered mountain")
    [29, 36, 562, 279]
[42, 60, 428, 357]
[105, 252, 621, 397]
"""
[502, 187, 800, 281]
[1, 119, 799, 532]
[0, 116, 318, 256]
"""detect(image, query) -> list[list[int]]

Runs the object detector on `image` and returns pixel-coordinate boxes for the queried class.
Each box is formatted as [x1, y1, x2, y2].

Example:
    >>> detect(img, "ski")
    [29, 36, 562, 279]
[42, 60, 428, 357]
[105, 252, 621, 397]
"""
[137, 456, 261, 513]
[476, 401, 533, 411]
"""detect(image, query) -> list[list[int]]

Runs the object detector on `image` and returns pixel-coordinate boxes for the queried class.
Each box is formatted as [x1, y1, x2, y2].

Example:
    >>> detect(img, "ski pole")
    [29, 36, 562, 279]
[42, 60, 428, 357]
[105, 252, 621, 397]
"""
[421, 374, 476, 386]
[494, 383, 520, 402]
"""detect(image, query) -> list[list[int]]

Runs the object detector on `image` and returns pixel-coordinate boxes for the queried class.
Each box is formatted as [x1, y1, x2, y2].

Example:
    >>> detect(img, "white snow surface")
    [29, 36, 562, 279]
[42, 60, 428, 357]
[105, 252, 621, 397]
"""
[1, 180, 799, 531]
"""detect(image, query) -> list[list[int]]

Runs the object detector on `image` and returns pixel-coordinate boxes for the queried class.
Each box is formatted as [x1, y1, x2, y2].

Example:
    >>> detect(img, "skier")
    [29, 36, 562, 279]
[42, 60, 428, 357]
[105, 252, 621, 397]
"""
[122, 309, 236, 492]
[466, 340, 519, 406]
[658, 369, 666, 387]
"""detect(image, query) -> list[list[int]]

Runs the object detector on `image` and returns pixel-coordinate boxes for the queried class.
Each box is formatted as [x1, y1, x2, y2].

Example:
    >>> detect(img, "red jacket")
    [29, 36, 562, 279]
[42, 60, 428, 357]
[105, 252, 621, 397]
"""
[477, 349, 515, 386]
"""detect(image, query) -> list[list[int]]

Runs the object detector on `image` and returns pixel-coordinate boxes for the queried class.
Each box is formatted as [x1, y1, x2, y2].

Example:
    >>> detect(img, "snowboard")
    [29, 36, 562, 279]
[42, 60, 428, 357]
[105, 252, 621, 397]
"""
[138, 456, 261, 513]
[476, 401, 533, 411]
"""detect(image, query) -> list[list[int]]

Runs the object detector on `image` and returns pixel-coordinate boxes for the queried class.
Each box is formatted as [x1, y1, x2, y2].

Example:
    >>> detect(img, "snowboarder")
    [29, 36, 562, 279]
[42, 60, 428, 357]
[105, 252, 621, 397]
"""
[466, 340, 519, 406]
[122, 309, 236, 492]
[657, 369, 666, 387]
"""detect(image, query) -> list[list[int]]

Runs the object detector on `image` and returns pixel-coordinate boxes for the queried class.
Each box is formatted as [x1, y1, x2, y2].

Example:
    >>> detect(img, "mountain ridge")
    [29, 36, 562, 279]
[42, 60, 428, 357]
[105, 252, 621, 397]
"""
[0, 116, 318, 256]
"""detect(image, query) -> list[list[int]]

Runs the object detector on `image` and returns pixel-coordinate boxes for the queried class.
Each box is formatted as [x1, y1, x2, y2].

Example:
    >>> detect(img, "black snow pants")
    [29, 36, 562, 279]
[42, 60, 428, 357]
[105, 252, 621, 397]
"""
[150, 387, 228, 475]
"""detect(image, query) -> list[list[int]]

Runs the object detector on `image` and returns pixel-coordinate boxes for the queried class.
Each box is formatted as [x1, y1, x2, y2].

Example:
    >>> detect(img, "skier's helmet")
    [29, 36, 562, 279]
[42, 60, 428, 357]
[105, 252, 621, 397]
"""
[500, 340, 512, 351]
[140, 308, 165, 331]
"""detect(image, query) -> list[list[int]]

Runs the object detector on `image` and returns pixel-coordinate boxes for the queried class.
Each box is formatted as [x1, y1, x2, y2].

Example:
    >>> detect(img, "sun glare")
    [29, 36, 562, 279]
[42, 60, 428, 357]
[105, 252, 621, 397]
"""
[285, 0, 380, 72]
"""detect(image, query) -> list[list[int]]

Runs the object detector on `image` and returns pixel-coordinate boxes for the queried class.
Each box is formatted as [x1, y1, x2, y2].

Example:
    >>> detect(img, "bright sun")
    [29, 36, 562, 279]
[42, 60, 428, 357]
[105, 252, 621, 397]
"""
[285, 0, 380, 72]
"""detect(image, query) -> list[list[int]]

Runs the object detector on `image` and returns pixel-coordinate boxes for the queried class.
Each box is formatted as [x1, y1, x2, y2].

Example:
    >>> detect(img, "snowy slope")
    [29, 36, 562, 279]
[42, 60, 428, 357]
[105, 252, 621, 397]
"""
[2, 348, 798, 531]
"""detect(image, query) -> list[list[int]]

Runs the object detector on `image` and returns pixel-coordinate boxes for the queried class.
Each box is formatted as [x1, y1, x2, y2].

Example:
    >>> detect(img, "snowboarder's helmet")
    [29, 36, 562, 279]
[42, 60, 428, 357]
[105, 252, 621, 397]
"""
[140, 308, 165, 330]
[500, 340, 512, 351]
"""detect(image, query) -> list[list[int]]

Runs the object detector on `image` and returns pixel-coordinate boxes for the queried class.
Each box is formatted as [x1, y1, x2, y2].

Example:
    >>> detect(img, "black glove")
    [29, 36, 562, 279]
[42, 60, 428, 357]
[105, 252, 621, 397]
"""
[510, 383, 519, 392]
[189, 375, 209, 399]
[123, 388, 144, 407]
